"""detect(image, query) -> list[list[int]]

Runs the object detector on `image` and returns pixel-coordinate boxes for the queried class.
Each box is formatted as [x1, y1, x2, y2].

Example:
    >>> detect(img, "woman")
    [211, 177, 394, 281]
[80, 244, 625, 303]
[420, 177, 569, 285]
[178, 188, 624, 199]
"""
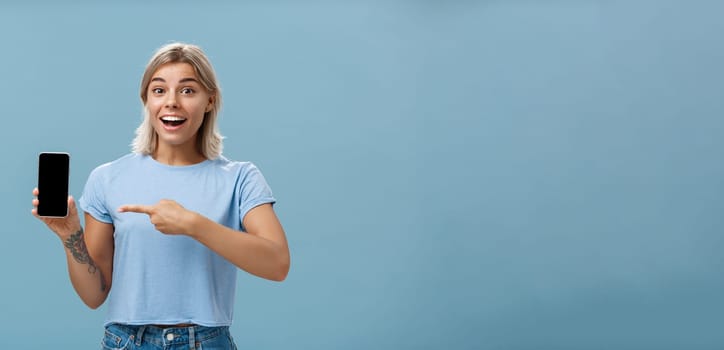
[32, 42, 290, 349]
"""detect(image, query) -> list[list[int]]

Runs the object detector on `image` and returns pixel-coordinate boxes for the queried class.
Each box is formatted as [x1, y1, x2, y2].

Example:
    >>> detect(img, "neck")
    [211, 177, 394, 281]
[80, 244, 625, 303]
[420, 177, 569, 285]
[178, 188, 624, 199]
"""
[153, 143, 205, 166]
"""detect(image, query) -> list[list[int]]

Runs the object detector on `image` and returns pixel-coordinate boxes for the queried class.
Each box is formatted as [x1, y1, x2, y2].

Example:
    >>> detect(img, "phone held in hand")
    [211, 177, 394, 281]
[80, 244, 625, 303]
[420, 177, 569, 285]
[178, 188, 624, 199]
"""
[37, 152, 70, 217]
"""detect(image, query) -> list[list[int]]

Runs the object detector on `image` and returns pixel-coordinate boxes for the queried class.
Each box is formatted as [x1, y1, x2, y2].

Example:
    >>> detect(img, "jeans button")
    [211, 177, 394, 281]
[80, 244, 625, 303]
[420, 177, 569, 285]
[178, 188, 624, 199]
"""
[167, 333, 174, 341]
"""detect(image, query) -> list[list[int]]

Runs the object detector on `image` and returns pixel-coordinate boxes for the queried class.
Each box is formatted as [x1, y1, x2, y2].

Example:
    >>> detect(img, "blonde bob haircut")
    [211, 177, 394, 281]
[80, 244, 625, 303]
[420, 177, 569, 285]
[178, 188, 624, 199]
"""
[132, 42, 224, 159]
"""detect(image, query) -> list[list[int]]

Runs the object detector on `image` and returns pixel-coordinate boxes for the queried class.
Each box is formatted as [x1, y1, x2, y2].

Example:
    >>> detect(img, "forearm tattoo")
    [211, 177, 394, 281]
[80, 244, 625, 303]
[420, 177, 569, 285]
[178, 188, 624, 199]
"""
[63, 228, 107, 292]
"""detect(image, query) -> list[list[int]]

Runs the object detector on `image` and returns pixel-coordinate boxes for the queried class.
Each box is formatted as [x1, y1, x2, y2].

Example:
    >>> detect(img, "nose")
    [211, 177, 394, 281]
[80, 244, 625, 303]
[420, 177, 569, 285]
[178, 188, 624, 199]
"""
[164, 93, 178, 109]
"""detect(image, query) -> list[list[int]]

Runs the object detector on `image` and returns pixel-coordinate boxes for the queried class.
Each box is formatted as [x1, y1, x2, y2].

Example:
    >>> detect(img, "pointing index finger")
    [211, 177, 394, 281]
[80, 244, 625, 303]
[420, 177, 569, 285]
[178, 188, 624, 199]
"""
[118, 204, 153, 214]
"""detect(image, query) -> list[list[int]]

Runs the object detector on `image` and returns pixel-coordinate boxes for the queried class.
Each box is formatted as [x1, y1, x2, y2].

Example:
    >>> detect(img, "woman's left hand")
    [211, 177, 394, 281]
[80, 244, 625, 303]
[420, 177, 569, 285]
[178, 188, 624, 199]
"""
[118, 199, 197, 235]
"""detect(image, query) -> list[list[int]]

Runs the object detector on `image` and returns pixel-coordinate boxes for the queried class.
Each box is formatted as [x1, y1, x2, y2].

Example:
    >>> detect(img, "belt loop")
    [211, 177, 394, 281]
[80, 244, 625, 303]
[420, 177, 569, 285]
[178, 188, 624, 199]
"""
[189, 326, 196, 350]
[135, 326, 146, 346]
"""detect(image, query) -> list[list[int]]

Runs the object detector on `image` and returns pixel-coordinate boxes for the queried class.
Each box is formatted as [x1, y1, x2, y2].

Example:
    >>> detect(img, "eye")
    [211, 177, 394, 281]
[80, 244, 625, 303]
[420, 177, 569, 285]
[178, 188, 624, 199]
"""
[151, 87, 164, 94]
[180, 87, 195, 94]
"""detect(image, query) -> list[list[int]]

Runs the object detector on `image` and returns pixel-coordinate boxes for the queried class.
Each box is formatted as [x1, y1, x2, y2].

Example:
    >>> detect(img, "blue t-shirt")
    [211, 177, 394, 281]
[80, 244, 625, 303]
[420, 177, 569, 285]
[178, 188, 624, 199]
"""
[78, 153, 276, 327]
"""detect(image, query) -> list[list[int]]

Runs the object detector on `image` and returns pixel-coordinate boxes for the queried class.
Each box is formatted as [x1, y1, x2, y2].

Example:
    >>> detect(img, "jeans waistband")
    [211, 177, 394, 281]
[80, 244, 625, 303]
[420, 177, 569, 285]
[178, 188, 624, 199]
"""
[107, 323, 229, 348]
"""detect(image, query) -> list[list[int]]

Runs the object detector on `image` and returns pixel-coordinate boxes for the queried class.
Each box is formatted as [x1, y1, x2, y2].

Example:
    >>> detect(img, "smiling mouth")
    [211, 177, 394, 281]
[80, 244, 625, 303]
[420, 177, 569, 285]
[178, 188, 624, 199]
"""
[161, 116, 187, 127]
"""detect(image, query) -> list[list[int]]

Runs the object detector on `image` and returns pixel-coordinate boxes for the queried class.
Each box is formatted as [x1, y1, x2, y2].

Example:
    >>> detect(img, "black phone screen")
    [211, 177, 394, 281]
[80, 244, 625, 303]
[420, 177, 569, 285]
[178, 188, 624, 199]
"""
[37, 152, 70, 217]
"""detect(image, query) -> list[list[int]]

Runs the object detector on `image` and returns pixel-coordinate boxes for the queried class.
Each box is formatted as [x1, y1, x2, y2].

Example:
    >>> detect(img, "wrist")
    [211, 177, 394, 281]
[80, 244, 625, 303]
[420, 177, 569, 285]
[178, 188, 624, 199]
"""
[58, 227, 82, 245]
[185, 212, 206, 238]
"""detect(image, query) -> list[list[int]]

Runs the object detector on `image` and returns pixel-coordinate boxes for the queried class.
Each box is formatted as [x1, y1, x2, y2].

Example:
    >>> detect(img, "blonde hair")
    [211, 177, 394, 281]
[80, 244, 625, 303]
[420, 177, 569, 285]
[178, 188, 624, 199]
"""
[132, 42, 224, 159]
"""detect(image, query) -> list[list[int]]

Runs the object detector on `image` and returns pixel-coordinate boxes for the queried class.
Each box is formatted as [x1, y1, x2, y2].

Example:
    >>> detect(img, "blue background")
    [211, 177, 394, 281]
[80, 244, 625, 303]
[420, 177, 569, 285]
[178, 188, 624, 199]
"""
[1, 1, 723, 348]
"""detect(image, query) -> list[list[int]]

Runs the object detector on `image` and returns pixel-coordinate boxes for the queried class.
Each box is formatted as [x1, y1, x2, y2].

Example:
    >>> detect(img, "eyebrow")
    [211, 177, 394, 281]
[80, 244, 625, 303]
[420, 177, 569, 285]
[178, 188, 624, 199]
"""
[150, 77, 200, 84]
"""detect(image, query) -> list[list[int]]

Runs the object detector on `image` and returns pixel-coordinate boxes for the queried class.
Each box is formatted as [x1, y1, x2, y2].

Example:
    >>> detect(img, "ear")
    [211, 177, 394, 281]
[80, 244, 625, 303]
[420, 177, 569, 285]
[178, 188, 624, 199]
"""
[206, 95, 215, 113]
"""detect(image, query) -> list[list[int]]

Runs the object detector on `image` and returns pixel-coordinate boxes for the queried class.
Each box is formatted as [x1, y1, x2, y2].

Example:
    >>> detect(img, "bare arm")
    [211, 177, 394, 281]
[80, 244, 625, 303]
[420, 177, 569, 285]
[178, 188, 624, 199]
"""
[32, 189, 114, 309]
[192, 203, 290, 281]
[119, 200, 290, 281]
[80, 212, 114, 307]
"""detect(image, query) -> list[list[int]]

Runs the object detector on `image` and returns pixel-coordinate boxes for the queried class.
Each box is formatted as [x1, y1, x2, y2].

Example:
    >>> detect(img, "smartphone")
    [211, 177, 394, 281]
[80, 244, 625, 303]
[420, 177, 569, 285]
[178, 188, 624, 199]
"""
[37, 152, 70, 217]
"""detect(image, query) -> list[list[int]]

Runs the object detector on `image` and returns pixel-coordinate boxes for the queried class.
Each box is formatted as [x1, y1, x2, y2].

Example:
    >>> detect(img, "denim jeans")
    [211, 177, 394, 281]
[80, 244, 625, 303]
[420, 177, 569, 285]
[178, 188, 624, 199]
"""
[101, 323, 237, 350]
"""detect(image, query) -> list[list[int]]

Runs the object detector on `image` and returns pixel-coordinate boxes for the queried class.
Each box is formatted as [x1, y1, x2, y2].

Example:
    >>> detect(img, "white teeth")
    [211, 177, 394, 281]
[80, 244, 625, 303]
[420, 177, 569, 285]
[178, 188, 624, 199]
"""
[161, 116, 186, 122]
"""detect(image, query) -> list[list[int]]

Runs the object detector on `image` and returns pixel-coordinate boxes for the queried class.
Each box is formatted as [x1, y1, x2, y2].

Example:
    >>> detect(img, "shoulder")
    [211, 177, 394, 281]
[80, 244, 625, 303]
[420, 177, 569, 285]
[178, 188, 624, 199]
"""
[209, 155, 261, 175]
[209, 156, 271, 192]
[88, 153, 144, 178]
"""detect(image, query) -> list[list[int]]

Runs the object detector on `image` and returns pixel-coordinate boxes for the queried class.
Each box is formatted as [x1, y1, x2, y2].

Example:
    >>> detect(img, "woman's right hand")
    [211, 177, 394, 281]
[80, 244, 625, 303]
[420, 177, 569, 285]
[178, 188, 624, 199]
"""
[31, 188, 82, 242]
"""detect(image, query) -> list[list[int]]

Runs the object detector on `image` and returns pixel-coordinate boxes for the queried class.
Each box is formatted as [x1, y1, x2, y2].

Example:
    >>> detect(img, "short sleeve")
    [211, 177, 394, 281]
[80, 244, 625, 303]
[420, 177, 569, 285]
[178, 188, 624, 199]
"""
[237, 163, 276, 228]
[78, 166, 113, 224]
